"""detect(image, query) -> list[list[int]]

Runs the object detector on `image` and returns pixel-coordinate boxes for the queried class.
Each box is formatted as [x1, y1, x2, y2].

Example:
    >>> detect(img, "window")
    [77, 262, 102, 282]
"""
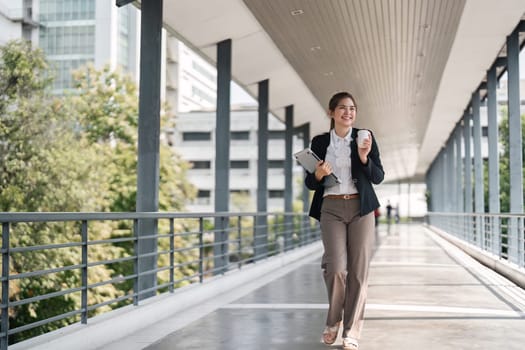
[191, 61, 215, 82]
[40, 25, 95, 56]
[40, 0, 95, 22]
[231, 190, 249, 196]
[50, 58, 91, 91]
[183, 132, 211, 141]
[191, 86, 215, 104]
[269, 130, 285, 139]
[197, 190, 210, 198]
[269, 190, 284, 198]
[118, 7, 130, 70]
[190, 161, 211, 169]
[268, 160, 284, 168]
[231, 131, 250, 140]
[230, 160, 249, 169]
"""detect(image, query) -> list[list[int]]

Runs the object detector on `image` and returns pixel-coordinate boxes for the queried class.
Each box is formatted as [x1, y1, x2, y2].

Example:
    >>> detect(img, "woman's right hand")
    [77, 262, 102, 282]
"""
[315, 160, 332, 181]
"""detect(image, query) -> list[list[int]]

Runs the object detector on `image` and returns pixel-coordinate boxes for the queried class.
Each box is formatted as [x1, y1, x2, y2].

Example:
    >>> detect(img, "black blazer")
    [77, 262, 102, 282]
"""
[305, 128, 384, 221]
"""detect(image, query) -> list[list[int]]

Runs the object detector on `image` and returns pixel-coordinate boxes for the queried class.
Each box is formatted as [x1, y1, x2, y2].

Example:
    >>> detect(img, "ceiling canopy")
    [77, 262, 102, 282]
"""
[156, 0, 525, 183]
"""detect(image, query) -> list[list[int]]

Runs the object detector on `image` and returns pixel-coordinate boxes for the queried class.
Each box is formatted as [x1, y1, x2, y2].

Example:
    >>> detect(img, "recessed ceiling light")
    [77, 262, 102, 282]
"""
[310, 46, 321, 51]
[291, 9, 304, 16]
[323, 72, 333, 76]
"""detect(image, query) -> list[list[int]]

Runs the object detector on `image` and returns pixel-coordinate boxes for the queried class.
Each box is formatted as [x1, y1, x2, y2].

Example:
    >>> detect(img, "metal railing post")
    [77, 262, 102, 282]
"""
[199, 217, 204, 283]
[80, 220, 88, 324]
[133, 219, 139, 306]
[252, 215, 257, 261]
[237, 216, 242, 269]
[518, 217, 524, 268]
[1, 222, 10, 350]
[169, 218, 174, 292]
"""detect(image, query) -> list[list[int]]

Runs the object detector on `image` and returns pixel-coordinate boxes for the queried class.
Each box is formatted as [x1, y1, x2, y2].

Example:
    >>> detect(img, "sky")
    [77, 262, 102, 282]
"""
[230, 81, 256, 105]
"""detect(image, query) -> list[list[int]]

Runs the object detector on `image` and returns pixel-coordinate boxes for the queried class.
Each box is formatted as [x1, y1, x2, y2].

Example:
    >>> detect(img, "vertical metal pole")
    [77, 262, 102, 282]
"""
[407, 182, 411, 222]
[507, 27, 522, 265]
[214, 39, 232, 274]
[464, 111, 473, 242]
[252, 215, 257, 260]
[169, 218, 174, 292]
[256, 79, 269, 260]
[237, 216, 242, 269]
[199, 217, 204, 283]
[425, 163, 433, 223]
[80, 220, 88, 324]
[136, 0, 163, 300]
[132, 219, 139, 305]
[1, 223, 10, 350]
[455, 123, 463, 236]
[439, 151, 445, 224]
[301, 124, 310, 242]
[472, 90, 484, 247]
[284, 105, 294, 249]
[447, 138, 454, 213]
[438, 150, 445, 212]
[487, 63, 501, 255]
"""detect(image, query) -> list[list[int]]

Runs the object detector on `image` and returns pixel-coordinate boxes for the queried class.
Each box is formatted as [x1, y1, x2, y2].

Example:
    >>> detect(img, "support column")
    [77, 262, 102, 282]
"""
[440, 150, 446, 214]
[295, 123, 311, 244]
[256, 79, 269, 260]
[455, 122, 463, 236]
[463, 111, 473, 242]
[214, 39, 232, 274]
[284, 105, 294, 250]
[300, 124, 310, 216]
[455, 122, 463, 213]
[506, 26, 522, 265]
[447, 136, 455, 213]
[426, 161, 435, 214]
[487, 61, 501, 255]
[472, 90, 484, 246]
[136, 0, 163, 300]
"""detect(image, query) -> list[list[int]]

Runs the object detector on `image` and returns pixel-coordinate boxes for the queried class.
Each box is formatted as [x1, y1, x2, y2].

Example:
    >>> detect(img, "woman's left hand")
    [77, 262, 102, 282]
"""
[358, 137, 372, 164]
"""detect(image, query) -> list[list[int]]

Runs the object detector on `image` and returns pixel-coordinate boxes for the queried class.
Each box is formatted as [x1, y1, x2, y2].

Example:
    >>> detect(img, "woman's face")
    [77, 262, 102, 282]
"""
[329, 97, 356, 128]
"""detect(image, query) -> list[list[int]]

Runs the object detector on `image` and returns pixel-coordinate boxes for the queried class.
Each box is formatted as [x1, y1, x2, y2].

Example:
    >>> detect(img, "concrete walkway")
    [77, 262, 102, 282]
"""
[141, 223, 525, 350]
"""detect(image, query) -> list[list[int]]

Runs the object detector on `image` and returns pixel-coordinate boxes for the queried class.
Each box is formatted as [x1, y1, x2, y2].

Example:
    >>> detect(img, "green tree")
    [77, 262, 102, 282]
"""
[66, 64, 198, 298]
[1, 41, 197, 343]
[0, 40, 125, 343]
[68, 64, 196, 212]
[497, 108, 525, 213]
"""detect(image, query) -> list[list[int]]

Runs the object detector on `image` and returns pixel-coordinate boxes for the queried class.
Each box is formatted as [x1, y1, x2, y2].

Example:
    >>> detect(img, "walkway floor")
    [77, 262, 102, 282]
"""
[139, 223, 525, 350]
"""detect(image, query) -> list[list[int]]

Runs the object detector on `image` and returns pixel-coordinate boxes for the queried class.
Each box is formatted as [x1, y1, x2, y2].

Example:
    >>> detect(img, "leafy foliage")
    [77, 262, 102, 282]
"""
[0, 40, 197, 343]
[496, 108, 525, 213]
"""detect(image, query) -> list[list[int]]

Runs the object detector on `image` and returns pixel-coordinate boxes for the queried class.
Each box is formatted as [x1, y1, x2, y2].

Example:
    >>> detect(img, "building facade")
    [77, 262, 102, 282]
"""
[169, 108, 304, 212]
[38, 0, 139, 93]
[0, 0, 39, 45]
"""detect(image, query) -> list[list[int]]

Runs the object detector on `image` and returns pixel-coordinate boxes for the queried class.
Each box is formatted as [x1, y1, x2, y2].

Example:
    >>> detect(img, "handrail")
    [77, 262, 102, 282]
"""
[0, 211, 320, 349]
[426, 211, 525, 270]
[0, 211, 284, 223]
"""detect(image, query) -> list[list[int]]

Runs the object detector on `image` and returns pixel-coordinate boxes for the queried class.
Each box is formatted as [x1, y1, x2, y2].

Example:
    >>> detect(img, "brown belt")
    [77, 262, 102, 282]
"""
[324, 194, 359, 200]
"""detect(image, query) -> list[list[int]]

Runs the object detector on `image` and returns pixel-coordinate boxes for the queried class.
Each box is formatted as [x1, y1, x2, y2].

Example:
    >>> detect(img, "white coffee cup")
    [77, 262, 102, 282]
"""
[357, 129, 371, 148]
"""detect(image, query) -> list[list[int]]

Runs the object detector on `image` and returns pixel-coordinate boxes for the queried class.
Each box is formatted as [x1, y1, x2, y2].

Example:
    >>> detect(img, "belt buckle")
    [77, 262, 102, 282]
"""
[343, 194, 351, 200]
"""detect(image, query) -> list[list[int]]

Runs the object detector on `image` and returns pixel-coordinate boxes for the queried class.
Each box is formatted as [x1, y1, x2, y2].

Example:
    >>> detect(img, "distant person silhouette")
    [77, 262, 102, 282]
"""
[386, 201, 393, 224]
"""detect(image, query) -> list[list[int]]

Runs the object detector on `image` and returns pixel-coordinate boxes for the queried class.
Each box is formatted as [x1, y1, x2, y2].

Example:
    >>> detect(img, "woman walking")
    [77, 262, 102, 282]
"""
[305, 91, 384, 349]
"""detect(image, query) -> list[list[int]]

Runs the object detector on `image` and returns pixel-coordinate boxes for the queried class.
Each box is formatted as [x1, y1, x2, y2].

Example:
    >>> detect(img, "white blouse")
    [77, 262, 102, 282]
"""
[323, 128, 358, 196]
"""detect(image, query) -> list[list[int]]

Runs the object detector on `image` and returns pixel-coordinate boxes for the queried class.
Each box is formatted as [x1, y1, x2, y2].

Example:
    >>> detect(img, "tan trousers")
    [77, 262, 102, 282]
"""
[320, 197, 375, 340]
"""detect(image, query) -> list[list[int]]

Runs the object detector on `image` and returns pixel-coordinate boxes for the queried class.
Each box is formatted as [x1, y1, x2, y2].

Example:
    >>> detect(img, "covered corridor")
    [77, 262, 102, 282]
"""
[3, 1, 525, 349]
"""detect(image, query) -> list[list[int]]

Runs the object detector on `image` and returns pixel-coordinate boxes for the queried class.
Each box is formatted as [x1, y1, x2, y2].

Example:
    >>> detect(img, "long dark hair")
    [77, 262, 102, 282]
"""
[328, 92, 357, 130]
